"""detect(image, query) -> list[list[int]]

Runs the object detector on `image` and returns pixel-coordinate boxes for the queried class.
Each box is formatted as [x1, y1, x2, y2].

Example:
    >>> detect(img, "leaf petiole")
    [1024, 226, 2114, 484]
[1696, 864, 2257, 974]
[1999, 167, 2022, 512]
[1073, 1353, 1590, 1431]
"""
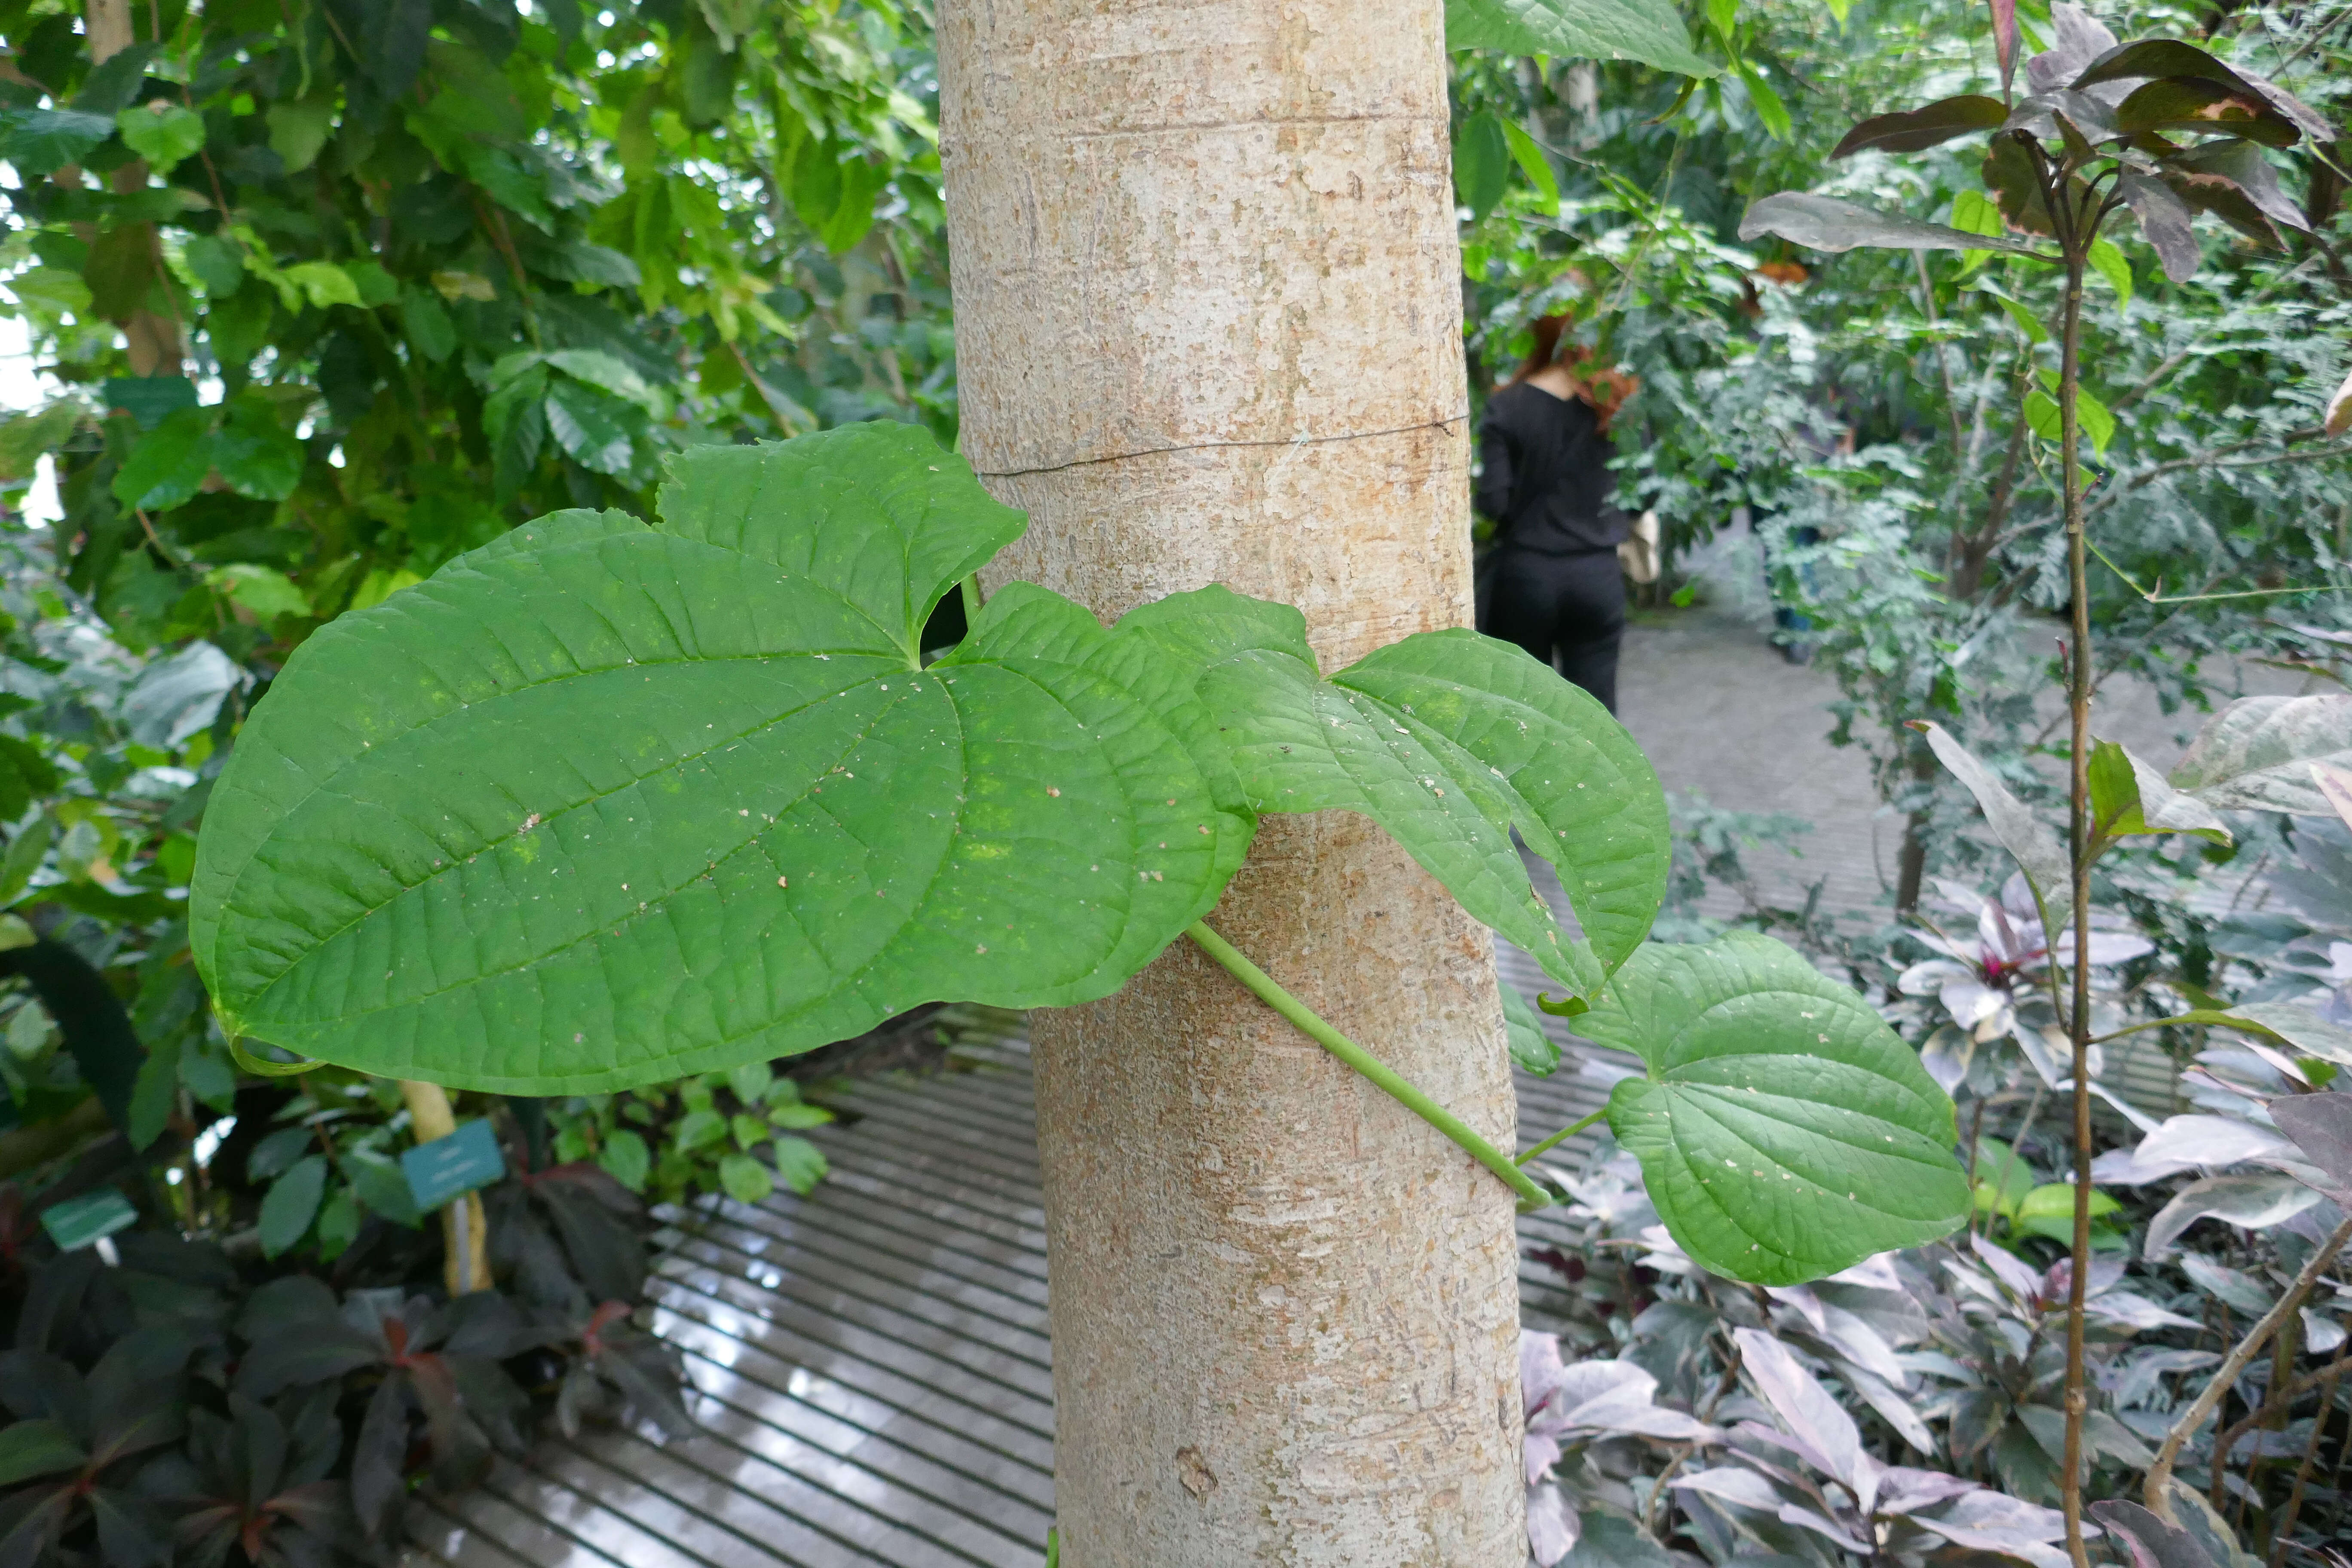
[1516, 1108, 1607, 1167]
[1184, 919, 1557, 1213]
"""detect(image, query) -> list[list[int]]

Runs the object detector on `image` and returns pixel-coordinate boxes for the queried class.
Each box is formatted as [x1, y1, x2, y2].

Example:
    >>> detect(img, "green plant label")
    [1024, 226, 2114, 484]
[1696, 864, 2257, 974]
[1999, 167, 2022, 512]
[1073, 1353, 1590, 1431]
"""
[401, 1118, 506, 1211]
[38, 1187, 138, 1252]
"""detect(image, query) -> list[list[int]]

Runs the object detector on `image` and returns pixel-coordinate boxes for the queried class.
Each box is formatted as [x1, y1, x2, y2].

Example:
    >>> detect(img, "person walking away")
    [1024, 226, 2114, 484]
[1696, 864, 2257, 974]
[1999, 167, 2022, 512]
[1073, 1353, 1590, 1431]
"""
[1473, 315, 1638, 713]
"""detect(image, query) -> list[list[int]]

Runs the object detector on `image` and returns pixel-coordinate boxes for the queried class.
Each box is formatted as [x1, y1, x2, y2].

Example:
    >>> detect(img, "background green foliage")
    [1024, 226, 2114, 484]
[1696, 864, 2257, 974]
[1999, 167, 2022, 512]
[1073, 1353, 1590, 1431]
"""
[0, 0, 954, 1174]
[1449, 0, 2350, 913]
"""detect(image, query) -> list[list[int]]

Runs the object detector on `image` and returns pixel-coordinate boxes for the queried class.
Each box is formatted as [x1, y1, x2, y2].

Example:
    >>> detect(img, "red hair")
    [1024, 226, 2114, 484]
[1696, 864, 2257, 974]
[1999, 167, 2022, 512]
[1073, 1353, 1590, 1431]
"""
[1506, 314, 1639, 432]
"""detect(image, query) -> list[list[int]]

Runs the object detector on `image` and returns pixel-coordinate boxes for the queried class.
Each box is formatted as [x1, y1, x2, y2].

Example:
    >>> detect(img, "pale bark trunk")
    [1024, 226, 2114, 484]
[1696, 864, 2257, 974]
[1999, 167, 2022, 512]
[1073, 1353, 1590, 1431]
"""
[939, 2, 1525, 1562]
[84, 0, 181, 378]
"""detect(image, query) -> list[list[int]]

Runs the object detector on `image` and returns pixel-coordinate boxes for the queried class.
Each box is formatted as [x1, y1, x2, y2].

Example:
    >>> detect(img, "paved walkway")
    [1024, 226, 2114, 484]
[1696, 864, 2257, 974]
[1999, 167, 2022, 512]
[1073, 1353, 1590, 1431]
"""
[1618, 580, 2309, 922]
[406, 982, 1612, 1568]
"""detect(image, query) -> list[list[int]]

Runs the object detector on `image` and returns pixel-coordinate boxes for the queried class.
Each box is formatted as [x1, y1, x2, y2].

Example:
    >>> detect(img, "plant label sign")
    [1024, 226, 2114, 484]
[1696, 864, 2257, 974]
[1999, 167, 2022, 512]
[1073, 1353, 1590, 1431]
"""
[401, 1118, 506, 1212]
[40, 1187, 138, 1252]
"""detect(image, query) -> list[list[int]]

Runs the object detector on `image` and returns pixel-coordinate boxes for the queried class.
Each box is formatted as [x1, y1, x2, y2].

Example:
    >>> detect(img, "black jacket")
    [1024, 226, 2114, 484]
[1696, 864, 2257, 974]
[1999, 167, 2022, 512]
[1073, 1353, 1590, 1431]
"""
[1472, 382, 1630, 555]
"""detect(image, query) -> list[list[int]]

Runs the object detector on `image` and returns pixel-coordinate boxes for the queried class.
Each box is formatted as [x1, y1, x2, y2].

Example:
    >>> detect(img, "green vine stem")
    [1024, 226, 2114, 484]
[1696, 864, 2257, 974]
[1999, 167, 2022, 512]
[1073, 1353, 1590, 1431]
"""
[1185, 920, 1558, 1213]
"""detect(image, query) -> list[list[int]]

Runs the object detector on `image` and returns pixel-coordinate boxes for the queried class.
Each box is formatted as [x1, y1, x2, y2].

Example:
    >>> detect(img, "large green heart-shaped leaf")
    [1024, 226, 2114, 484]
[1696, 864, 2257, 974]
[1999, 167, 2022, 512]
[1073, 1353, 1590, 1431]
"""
[192, 424, 1247, 1093]
[1581, 932, 1969, 1285]
[1133, 588, 1668, 998]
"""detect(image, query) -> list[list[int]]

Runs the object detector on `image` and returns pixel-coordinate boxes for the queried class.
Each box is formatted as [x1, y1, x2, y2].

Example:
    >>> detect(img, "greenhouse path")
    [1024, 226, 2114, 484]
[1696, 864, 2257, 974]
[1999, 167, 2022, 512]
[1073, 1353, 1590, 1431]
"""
[400, 594, 2285, 1568]
[404, 970, 1616, 1568]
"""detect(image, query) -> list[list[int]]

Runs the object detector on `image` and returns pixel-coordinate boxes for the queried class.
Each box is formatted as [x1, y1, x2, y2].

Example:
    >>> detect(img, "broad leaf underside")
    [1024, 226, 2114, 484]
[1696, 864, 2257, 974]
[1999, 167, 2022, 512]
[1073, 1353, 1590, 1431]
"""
[1583, 933, 1969, 1284]
[193, 426, 1247, 1092]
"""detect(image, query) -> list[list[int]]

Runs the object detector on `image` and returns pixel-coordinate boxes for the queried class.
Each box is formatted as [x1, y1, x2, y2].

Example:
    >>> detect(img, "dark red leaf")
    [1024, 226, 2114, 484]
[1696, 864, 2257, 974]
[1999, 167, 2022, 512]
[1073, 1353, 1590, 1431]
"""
[2116, 171, 2199, 282]
[1832, 95, 2009, 158]
[1989, 0, 2018, 96]
[2074, 38, 2333, 142]
[2115, 78, 2300, 148]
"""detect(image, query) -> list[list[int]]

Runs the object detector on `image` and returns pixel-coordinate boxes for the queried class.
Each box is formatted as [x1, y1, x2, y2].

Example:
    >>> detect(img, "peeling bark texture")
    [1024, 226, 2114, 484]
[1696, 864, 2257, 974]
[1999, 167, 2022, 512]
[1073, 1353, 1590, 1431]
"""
[939, 1, 1525, 1562]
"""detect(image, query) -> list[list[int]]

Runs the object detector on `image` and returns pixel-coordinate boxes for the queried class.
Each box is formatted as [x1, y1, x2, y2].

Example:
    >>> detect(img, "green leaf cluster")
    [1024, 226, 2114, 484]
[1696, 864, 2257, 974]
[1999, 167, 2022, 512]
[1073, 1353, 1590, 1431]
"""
[193, 423, 1968, 1283]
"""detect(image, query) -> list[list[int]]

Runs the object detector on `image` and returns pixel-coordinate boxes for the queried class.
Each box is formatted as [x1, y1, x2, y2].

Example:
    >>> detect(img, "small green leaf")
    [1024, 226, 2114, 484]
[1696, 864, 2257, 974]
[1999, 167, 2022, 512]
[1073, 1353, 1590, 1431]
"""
[2027, 369, 2116, 454]
[1988, 290, 2049, 344]
[207, 564, 309, 622]
[729, 1112, 767, 1148]
[266, 99, 335, 172]
[767, 1101, 833, 1129]
[110, 407, 216, 512]
[281, 262, 362, 310]
[718, 1152, 773, 1204]
[1972, 1136, 2036, 1219]
[258, 1154, 329, 1257]
[9, 268, 94, 325]
[314, 1186, 362, 1259]
[1453, 113, 1510, 220]
[0, 1418, 87, 1487]
[598, 1127, 651, 1191]
[2078, 386, 2115, 456]
[727, 1060, 773, 1104]
[0, 109, 118, 178]
[246, 1124, 314, 1181]
[547, 348, 655, 407]
[2086, 238, 2132, 304]
[401, 289, 458, 363]
[211, 401, 306, 501]
[1732, 58, 1791, 141]
[1501, 980, 1559, 1076]
[771, 1134, 828, 1194]
[1498, 120, 1560, 214]
[2015, 1182, 2118, 1221]
[126, 1034, 178, 1152]
[113, 102, 205, 172]
[543, 379, 634, 474]
[341, 1148, 422, 1226]
[1584, 932, 1969, 1284]
[2024, 387, 2061, 442]
[181, 236, 245, 298]
[674, 1107, 727, 1152]
[2087, 738, 2230, 845]
[0, 819, 51, 909]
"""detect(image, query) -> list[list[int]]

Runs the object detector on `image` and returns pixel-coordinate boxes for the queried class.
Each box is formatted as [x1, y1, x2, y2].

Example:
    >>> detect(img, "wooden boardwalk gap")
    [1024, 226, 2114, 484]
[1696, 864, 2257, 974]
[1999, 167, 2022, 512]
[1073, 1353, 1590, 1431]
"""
[406, 941, 1614, 1568]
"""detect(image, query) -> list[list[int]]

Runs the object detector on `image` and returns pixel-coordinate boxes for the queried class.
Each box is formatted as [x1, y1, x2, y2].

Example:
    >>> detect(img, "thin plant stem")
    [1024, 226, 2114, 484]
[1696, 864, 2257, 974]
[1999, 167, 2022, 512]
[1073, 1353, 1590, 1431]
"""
[2268, 1363, 2339, 1568]
[2056, 218, 2096, 1568]
[2211, 1347, 2352, 1503]
[2145, 1210, 2352, 1520]
[1183, 920, 1554, 1212]
[1517, 1107, 1606, 1166]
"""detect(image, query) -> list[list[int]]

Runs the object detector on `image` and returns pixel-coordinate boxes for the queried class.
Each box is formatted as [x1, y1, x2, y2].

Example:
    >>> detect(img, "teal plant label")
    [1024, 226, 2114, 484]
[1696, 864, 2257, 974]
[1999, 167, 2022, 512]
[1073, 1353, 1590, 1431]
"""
[401, 1118, 506, 1211]
[40, 1188, 138, 1251]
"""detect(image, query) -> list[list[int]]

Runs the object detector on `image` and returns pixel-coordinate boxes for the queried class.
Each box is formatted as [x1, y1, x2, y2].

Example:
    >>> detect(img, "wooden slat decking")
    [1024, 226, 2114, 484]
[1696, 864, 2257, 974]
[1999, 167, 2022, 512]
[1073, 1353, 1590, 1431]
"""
[404, 937, 1612, 1568]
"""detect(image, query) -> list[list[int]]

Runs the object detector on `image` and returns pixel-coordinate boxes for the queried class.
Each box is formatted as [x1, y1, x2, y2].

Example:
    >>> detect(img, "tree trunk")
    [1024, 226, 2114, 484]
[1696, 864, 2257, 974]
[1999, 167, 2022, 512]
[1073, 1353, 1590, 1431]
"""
[939, 3, 1525, 1562]
[85, 0, 181, 378]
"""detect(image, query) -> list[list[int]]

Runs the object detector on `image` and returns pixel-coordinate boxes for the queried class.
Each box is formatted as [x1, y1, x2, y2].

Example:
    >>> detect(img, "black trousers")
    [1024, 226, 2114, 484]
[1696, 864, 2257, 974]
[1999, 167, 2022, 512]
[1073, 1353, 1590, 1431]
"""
[1483, 545, 1626, 714]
